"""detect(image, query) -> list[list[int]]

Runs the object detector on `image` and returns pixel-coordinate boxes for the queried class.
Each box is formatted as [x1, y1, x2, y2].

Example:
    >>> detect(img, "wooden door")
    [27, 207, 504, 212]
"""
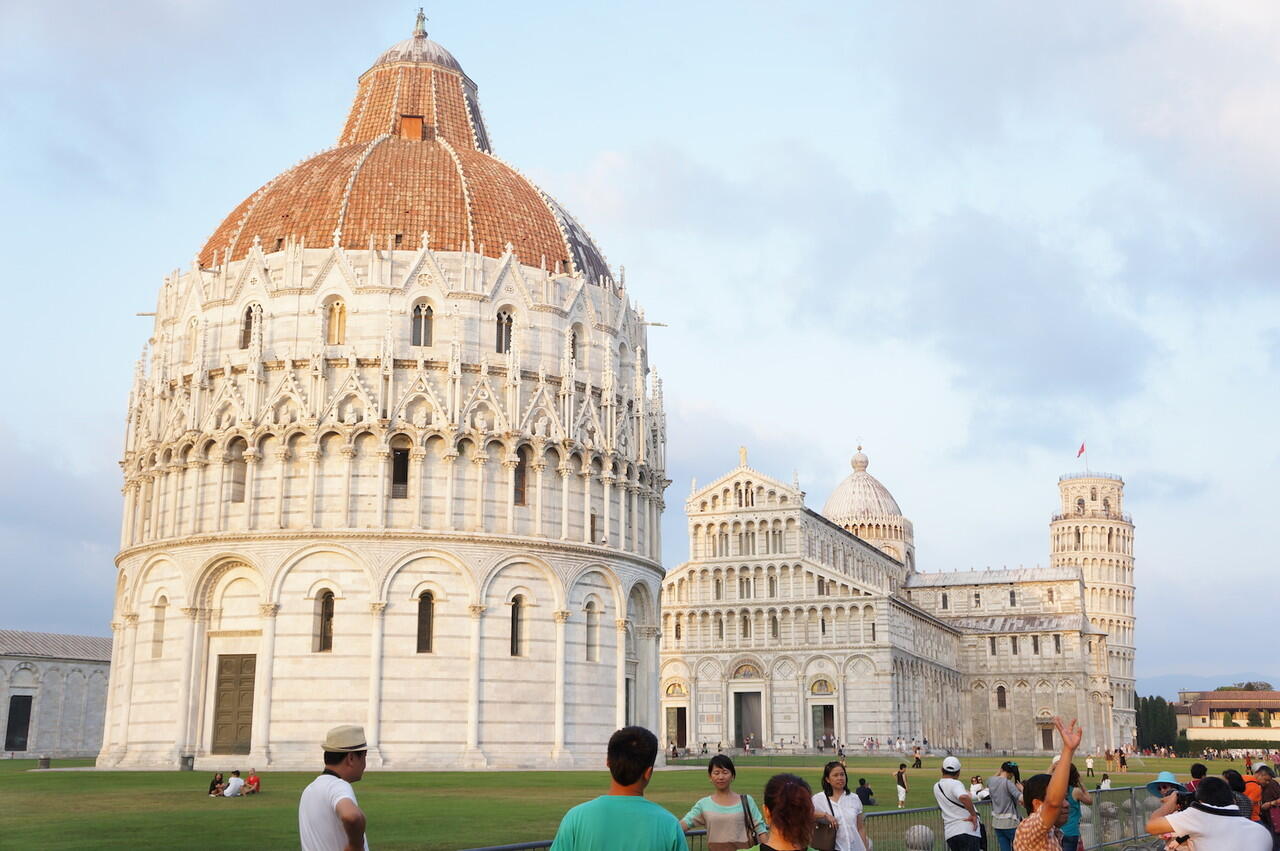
[212, 654, 255, 755]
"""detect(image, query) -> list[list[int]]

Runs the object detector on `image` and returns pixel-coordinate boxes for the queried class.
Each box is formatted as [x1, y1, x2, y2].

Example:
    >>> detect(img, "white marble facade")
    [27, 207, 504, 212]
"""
[101, 27, 668, 770]
[659, 451, 1135, 754]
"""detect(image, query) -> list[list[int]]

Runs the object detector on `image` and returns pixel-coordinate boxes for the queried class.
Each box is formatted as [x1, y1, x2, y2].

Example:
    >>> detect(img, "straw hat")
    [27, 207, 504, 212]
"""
[322, 725, 367, 753]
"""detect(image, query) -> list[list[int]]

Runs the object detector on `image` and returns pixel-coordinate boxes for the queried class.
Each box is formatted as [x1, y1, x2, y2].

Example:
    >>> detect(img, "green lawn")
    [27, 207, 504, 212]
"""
[0, 754, 1233, 849]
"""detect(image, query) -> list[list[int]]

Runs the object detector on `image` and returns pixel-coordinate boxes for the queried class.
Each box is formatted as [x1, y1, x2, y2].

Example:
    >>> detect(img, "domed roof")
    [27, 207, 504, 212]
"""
[197, 16, 612, 285]
[822, 447, 903, 522]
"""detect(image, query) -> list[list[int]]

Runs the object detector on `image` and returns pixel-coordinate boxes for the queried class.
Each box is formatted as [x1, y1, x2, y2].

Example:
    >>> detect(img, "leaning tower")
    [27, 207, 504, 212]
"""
[1049, 473, 1136, 747]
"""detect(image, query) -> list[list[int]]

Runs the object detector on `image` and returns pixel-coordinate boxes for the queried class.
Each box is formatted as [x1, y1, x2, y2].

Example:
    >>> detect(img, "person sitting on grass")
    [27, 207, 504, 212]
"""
[1012, 716, 1083, 851]
[208, 772, 225, 797]
[751, 773, 816, 851]
[245, 768, 260, 795]
[222, 769, 245, 797]
[551, 726, 685, 851]
[854, 778, 875, 807]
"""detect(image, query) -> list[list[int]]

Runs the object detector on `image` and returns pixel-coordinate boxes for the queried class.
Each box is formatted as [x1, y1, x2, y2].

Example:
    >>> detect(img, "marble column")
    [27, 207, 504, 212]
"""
[601, 474, 614, 546]
[304, 448, 320, 528]
[581, 470, 593, 544]
[173, 607, 200, 761]
[465, 605, 487, 766]
[553, 609, 570, 759]
[365, 602, 387, 766]
[531, 463, 546, 537]
[472, 452, 488, 531]
[503, 458, 518, 534]
[243, 451, 260, 530]
[273, 448, 290, 528]
[615, 618, 630, 728]
[340, 446, 356, 527]
[411, 448, 427, 527]
[113, 613, 141, 760]
[249, 604, 279, 764]
[215, 459, 229, 531]
[558, 465, 572, 539]
[443, 450, 458, 530]
[167, 463, 183, 538]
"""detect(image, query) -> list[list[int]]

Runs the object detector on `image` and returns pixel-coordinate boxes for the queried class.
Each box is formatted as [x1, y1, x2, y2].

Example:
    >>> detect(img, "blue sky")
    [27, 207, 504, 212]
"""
[3, 1, 1278, 687]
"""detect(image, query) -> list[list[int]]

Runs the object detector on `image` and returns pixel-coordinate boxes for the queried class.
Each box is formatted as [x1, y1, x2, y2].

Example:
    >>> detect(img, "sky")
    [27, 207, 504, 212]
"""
[2, 1, 1278, 688]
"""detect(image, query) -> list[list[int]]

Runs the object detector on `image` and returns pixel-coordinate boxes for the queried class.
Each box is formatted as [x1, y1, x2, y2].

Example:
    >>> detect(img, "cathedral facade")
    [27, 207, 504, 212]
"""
[659, 450, 1136, 754]
[101, 18, 667, 770]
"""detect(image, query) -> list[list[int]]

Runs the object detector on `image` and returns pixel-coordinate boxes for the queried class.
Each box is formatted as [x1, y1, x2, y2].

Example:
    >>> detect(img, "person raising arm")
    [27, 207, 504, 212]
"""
[1013, 717, 1082, 851]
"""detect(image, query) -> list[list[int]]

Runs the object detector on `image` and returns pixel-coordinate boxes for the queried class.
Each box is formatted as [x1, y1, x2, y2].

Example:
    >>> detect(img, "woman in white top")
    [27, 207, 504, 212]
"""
[813, 760, 869, 851]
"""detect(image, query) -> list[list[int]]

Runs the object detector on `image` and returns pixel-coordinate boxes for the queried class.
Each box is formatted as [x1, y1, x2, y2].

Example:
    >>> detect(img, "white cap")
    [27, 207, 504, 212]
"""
[942, 756, 961, 772]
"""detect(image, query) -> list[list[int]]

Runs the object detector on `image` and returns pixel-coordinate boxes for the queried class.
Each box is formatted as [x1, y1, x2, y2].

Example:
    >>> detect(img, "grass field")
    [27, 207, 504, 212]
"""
[0, 753, 1234, 849]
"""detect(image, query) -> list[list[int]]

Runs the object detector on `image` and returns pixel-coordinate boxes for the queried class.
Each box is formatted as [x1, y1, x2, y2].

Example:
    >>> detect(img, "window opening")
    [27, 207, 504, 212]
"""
[412, 303, 433, 346]
[996, 685, 1007, 709]
[509, 595, 524, 656]
[416, 592, 434, 653]
[315, 590, 335, 652]
[391, 447, 410, 499]
[495, 311, 513, 353]
[326, 301, 346, 345]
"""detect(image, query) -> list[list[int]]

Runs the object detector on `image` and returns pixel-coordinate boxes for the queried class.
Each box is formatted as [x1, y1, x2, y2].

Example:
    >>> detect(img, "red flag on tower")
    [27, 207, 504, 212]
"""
[1077, 441, 1086, 458]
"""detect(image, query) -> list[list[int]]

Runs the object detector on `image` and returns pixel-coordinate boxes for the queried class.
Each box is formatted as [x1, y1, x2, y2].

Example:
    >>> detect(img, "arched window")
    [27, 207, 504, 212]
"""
[1102, 497, 1111, 514]
[770, 615, 779, 638]
[768, 577, 777, 597]
[817, 577, 826, 595]
[513, 447, 529, 506]
[741, 615, 751, 638]
[151, 596, 167, 659]
[739, 577, 751, 599]
[569, 326, 581, 363]
[325, 300, 346, 345]
[1009, 590, 1017, 606]
[673, 620, 681, 642]
[411, 303, 433, 346]
[716, 618, 724, 640]
[390, 436, 411, 499]
[1090, 487, 1097, 501]
[509, 595, 524, 656]
[314, 590, 335, 652]
[1011, 636, 1019, 655]
[1075, 528, 1082, 547]
[714, 579, 723, 600]
[239, 304, 261, 350]
[989, 636, 997, 655]
[495, 310, 513, 353]
[996, 685, 1007, 709]
[416, 591, 434, 653]
[226, 439, 248, 503]
[585, 601, 601, 661]
[1075, 497, 1085, 515]
[820, 617, 827, 636]
[941, 592, 949, 610]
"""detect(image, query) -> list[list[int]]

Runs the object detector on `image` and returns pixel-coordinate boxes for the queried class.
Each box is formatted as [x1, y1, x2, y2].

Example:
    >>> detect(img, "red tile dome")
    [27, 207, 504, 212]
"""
[198, 20, 611, 284]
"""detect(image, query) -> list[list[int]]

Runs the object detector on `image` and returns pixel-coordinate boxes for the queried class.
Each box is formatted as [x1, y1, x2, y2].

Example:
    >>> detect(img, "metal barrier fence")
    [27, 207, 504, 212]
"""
[460, 787, 1158, 851]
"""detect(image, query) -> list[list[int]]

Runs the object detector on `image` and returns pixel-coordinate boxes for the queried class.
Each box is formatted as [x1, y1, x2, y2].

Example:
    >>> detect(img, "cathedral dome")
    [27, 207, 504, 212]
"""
[822, 447, 903, 521]
[197, 18, 611, 285]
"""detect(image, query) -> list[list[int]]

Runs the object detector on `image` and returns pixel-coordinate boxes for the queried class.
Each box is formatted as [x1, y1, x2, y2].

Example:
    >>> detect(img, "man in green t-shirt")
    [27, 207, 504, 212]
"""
[551, 726, 686, 851]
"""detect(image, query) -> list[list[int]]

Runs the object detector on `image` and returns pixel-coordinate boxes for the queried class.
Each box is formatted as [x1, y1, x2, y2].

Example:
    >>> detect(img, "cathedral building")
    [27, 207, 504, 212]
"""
[102, 16, 668, 770]
[659, 449, 1136, 754]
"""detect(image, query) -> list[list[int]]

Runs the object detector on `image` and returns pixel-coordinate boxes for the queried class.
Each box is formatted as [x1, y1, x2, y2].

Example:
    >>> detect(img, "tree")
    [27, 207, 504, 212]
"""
[1216, 681, 1273, 691]
[1137, 695, 1179, 747]
[1248, 709, 1264, 727]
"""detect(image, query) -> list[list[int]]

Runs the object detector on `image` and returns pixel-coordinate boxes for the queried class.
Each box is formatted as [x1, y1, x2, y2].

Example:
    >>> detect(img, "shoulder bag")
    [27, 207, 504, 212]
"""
[936, 781, 988, 851]
[811, 793, 838, 851]
[991, 778, 1021, 831]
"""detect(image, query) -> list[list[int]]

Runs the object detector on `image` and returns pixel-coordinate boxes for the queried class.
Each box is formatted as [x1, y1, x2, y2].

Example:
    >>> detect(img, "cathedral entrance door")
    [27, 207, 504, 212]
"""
[733, 692, 762, 748]
[211, 654, 255, 755]
[666, 706, 688, 749]
[1041, 727, 1053, 750]
[811, 705, 835, 747]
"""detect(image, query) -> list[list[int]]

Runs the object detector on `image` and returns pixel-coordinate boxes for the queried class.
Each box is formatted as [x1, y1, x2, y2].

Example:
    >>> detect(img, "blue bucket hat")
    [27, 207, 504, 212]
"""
[1145, 771, 1187, 797]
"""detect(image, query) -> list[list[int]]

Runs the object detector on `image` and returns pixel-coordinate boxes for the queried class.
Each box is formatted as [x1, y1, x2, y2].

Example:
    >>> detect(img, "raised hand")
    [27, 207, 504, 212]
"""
[1053, 717, 1083, 750]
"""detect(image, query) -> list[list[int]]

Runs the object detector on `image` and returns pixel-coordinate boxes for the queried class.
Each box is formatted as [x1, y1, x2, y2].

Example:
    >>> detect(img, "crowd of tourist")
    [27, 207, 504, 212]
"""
[205, 768, 260, 798]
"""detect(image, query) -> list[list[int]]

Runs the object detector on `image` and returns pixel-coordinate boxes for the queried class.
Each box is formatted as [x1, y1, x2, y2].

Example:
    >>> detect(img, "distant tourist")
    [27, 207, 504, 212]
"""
[207, 772, 226, 797]
[854, 778, 875, 807]
[551, 726, 684, 851]
[1146, 776, 1271, 850]
[912, 746, 923, 769]
[1098, 773, 1111, 790]
[678, 754, 767, 849]
[933, 756, 981, 851]
[754, 774, 816, 851]
[299, 724, 369, 851]
[245, 768, 261, 795]
[987, 760, 1023, 851]
[813, 760, 868, 851]
[1118, 752, 1127, 774]
[223, 769, 245, 798]
[1084, 754, 1094, 778]
[895, 763, 909, 809]
[1013, 717, 1082, 851]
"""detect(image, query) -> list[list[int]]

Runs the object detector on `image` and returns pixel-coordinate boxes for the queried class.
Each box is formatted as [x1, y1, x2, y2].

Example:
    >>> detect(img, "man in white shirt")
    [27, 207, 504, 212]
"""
[299, 724, 370, 851]
[1146, 776, 1271, 851]
[222, 770, 245, 797]
[933, 756, 981, 851]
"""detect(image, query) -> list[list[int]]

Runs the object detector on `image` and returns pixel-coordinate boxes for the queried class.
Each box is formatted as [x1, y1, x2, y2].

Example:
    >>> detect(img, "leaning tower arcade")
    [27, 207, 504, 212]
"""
[1049, 473, 1136, 748]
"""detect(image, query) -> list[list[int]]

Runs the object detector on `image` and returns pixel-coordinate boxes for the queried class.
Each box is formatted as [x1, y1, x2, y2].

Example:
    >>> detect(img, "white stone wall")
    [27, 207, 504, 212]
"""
[1, 656, 109, 758]
[105, 246, 668, 770]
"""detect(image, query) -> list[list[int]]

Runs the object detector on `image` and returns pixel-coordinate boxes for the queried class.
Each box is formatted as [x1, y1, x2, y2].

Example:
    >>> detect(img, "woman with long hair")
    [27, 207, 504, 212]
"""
[207, 772, 225, 797]
[1061, 763, 1093, 851]
[753, 773, 816, 851]
[680, 754, 768, 851]
[812, 761, 868, 851]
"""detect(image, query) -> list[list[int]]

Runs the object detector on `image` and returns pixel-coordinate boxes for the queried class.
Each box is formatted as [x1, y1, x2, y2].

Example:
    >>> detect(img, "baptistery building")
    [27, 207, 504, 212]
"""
[659, 450, 1135, 755]
[101, 16, 667, 769]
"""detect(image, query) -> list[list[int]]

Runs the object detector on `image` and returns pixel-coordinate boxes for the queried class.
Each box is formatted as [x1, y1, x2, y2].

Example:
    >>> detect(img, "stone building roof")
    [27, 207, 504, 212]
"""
[943, 613, 1093, 635]
[906, 566, 1082, 587]
[1178, 691, 1280, 713]
[0, 630, 112, 663]
[197, 18, 612, 285]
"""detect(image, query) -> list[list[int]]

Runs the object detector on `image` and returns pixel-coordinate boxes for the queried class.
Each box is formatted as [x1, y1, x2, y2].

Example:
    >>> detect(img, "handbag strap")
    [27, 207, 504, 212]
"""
[741, 794, 756, 837]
